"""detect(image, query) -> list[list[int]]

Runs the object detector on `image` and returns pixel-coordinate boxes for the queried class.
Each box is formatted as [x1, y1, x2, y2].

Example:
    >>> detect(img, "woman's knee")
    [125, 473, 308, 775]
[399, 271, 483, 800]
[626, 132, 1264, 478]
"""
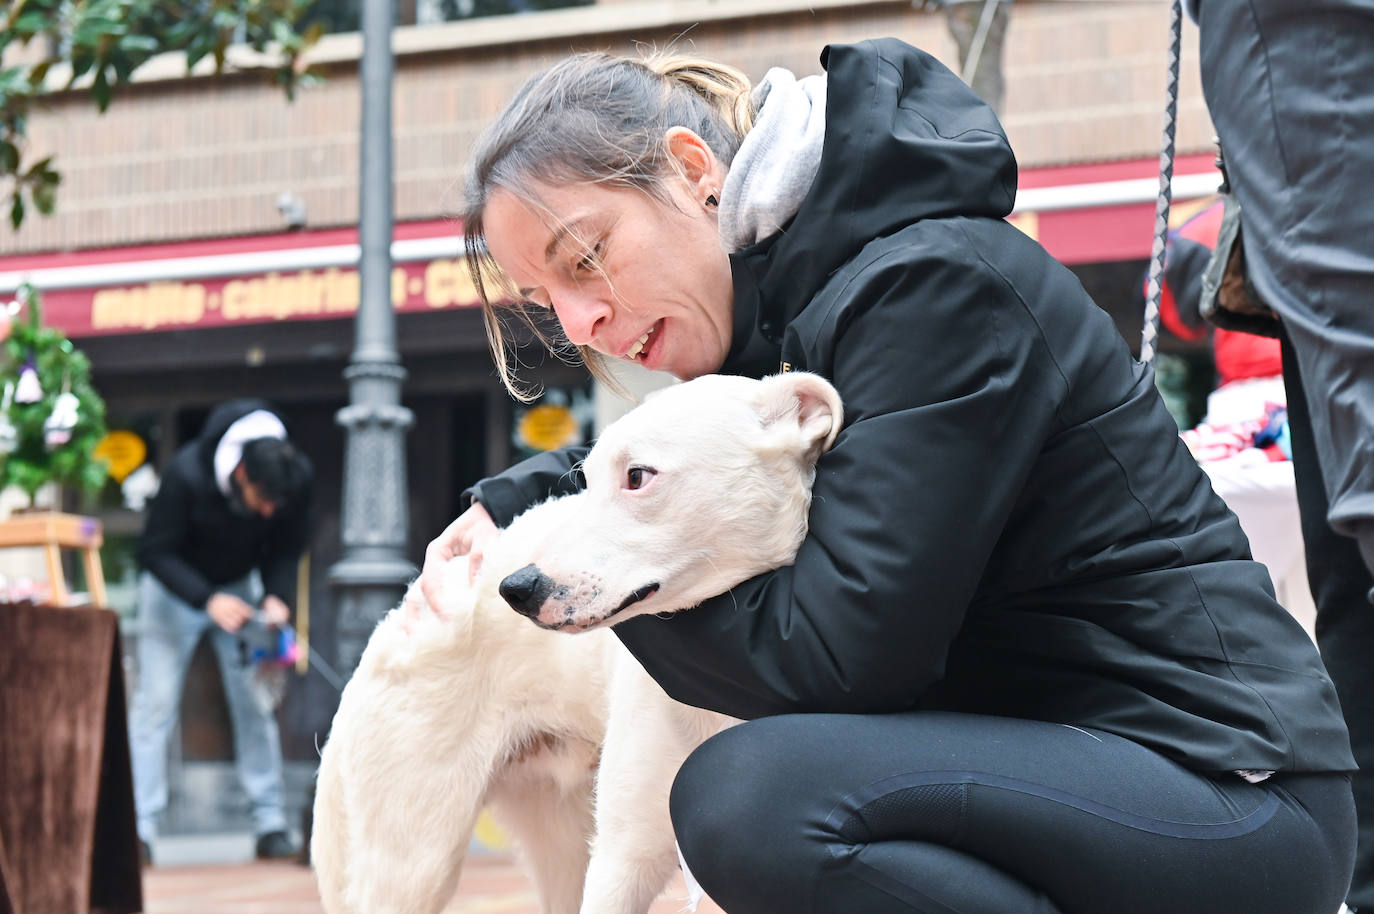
[674, 723, 771, 835]
[670, 718, 824, 894]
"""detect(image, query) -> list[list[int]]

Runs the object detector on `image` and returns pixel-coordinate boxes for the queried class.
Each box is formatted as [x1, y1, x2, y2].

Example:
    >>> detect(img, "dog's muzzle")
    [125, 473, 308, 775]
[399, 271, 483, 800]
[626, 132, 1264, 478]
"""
[500, 564, 557, 618]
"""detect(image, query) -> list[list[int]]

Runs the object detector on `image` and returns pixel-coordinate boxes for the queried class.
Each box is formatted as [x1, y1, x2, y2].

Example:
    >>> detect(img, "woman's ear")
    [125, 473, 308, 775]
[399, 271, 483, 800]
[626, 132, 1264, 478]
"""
[664, 127, 725, 204]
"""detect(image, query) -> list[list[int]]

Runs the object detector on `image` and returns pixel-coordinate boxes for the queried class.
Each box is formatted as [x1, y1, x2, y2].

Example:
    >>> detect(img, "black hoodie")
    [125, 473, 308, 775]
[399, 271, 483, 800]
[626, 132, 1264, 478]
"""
[136, 399, 313, 614]
[467, 39, 1353, 775]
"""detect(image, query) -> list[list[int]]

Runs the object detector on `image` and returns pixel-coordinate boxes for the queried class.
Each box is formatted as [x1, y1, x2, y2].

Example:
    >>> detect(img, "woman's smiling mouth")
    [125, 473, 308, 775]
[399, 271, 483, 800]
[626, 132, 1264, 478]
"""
[626, 320, 662, 361]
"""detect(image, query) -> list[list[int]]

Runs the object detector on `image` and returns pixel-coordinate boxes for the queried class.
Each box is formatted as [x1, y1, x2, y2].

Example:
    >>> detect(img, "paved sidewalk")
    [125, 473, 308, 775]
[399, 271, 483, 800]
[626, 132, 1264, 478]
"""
[131, 840, 1358, 914]
[140, 840, 713, 914]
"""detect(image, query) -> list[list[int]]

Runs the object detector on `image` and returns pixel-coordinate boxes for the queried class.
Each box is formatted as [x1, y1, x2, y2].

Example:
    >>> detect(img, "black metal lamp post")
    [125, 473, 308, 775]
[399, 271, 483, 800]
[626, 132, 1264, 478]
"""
[329, 0, 415, 677]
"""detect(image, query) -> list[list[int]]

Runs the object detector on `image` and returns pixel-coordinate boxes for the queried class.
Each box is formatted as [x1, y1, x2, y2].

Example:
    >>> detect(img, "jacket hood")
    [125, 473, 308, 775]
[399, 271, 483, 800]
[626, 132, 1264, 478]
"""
[726, 38, 1018, 360]
[193, 398, 281, 470]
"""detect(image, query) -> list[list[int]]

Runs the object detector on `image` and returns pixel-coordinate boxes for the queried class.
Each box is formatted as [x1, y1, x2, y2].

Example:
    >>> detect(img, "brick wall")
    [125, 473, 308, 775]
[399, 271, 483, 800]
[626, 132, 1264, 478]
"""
[1, 0, 1210, 255]
[1003, 3, 1210, 169]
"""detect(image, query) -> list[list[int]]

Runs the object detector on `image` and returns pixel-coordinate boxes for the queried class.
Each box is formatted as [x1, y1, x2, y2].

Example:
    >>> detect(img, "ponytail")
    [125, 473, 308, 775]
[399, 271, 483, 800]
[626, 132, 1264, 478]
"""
[646, 53, 756, 146]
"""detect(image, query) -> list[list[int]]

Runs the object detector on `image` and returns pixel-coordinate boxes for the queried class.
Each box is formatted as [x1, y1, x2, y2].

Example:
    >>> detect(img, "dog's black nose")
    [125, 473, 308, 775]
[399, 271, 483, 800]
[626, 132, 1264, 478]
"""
[500, 564, 555, 618]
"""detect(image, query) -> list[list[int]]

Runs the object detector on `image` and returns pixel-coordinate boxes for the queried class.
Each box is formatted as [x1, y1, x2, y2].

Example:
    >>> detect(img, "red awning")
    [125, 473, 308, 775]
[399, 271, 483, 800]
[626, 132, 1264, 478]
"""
[0, 220, 472, 337]
[1009, 152, 1222, 264]
[0, 154, 1223, 338]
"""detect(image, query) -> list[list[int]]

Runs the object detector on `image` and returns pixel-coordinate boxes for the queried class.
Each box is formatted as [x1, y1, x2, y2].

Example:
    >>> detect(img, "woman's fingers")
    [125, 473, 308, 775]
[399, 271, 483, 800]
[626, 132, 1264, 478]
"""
[418, 502, 497, 613]
[465, 521, 498, 585]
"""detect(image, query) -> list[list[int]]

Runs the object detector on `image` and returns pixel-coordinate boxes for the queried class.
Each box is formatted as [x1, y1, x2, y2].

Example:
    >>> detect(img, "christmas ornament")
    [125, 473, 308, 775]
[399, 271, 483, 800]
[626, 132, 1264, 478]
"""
[121, 463, 160, 511]
[0, 299, 20, 344]
[0, 383, 17, 455]
[15, 360, 41, 403]
[44, 390, 81, 450]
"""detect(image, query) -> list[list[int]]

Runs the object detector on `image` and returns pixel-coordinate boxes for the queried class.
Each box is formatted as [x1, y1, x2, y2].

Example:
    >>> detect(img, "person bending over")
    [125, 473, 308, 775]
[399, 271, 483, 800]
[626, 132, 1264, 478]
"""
[129, 399, 313, 865]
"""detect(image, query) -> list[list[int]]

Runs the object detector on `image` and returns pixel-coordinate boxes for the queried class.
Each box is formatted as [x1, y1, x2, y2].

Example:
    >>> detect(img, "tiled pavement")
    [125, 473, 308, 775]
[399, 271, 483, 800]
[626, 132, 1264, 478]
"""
[129, 841, 1358, 914]
[141, 847, 720, 914]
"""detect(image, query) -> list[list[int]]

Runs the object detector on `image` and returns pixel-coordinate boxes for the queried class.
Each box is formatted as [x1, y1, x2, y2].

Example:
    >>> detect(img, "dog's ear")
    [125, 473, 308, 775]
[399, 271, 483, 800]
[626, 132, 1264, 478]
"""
[757, 372, 844, 462]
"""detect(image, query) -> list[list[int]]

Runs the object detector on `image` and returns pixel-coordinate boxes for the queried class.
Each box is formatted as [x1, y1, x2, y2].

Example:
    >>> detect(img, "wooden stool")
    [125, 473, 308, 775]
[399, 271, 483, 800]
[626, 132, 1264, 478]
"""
[0, 511, 106, 608]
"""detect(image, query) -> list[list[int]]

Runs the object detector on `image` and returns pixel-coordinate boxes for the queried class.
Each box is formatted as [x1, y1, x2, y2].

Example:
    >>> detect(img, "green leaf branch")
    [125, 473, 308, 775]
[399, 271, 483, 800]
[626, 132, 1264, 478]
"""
[1, 0, 324, 228]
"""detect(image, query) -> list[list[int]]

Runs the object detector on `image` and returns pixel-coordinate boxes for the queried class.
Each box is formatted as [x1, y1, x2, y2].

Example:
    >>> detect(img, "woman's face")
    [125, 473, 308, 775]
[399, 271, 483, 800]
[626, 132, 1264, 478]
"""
[483, 169, 735, 381]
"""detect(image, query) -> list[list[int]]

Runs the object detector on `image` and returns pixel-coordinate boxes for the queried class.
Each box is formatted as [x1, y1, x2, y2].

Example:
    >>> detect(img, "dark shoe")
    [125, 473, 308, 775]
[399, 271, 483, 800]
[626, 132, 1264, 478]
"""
[254, 830, 298, 860]
[139, 839, 152, 868]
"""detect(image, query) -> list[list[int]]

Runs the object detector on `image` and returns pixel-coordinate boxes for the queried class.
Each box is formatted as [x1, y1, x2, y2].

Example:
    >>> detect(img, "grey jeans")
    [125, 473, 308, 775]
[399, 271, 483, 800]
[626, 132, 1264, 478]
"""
[127, 571, 287, 841]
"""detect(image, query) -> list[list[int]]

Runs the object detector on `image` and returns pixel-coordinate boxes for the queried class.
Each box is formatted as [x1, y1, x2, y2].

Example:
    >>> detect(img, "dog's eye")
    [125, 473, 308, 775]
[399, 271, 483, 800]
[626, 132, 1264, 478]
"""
[625, 466, 655, 490]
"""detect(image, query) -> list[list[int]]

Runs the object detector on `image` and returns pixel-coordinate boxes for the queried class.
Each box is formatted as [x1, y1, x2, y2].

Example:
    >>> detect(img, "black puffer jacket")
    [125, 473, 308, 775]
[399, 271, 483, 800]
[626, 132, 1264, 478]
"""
[467, 39, 1353, 774]
[137, 399, 313, 613]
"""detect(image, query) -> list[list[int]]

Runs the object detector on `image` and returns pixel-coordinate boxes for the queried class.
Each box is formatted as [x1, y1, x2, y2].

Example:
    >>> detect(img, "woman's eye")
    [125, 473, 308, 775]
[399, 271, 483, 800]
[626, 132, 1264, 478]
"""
[626, 466, 655, 490]
[519, 288, 551, 309]
[576, 241, 604, 273]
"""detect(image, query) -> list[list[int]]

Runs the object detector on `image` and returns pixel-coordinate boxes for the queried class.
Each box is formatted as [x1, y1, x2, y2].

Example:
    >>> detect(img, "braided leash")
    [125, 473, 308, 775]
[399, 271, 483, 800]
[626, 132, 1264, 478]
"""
[1141, 0, 1185, 366]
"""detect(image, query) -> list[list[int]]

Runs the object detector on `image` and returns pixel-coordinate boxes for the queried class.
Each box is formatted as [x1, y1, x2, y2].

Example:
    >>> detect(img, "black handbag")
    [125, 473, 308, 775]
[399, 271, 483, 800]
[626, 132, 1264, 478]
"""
[1197, 145, 1282, 339]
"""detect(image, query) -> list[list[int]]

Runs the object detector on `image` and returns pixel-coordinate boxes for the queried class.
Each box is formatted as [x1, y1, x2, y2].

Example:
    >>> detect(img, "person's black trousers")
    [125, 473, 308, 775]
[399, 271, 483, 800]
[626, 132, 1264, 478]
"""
[1195, 0, 1374, 904]
[1284, 330, 1374, 910]
[671, 710, 1353, 913]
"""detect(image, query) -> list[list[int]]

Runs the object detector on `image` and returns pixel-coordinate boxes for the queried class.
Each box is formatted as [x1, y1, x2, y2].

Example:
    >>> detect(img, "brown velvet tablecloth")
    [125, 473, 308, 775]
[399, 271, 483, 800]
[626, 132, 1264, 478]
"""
[0, 603, 142, 914]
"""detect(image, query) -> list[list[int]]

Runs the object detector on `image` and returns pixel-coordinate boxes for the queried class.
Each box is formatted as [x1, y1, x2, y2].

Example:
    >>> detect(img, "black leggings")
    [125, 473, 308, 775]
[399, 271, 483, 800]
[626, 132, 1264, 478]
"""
[670, 711, 1354, 914]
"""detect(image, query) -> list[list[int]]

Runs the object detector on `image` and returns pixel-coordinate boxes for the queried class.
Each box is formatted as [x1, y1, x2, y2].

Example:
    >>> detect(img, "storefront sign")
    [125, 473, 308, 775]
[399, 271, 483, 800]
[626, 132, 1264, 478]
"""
[37, 256, 481, 338]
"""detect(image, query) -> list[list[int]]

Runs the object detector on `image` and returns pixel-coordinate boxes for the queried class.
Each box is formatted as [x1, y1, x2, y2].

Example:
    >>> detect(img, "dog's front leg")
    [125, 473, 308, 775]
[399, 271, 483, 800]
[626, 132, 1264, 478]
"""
[579, 653, 715, 914]
[312, 618, 512, 914]
[488, 769, 596, 914]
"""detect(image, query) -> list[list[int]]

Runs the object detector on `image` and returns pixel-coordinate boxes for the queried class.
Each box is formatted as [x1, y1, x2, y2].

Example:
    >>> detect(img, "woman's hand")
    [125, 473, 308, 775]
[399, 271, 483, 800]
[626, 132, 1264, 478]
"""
[419, 501, 499, 616]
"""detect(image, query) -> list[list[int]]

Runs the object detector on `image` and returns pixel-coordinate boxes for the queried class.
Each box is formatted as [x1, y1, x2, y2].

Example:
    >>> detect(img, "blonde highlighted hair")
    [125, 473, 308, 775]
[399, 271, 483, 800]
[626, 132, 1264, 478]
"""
[462, 48, 755, 400]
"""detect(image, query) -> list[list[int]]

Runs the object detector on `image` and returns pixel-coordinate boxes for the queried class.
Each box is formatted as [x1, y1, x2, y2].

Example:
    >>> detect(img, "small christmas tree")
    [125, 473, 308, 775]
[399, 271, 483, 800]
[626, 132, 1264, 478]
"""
[0, 284, 108, 507]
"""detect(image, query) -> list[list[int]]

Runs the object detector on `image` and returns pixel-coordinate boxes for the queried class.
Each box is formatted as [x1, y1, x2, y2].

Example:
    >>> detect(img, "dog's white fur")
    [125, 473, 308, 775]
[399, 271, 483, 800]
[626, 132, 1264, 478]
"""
[312, 372, 843, 914]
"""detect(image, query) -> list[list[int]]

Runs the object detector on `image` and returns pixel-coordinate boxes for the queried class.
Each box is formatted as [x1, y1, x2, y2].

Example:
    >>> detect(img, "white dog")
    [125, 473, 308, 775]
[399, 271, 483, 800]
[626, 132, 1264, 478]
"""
[311, 372, 843, 914]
